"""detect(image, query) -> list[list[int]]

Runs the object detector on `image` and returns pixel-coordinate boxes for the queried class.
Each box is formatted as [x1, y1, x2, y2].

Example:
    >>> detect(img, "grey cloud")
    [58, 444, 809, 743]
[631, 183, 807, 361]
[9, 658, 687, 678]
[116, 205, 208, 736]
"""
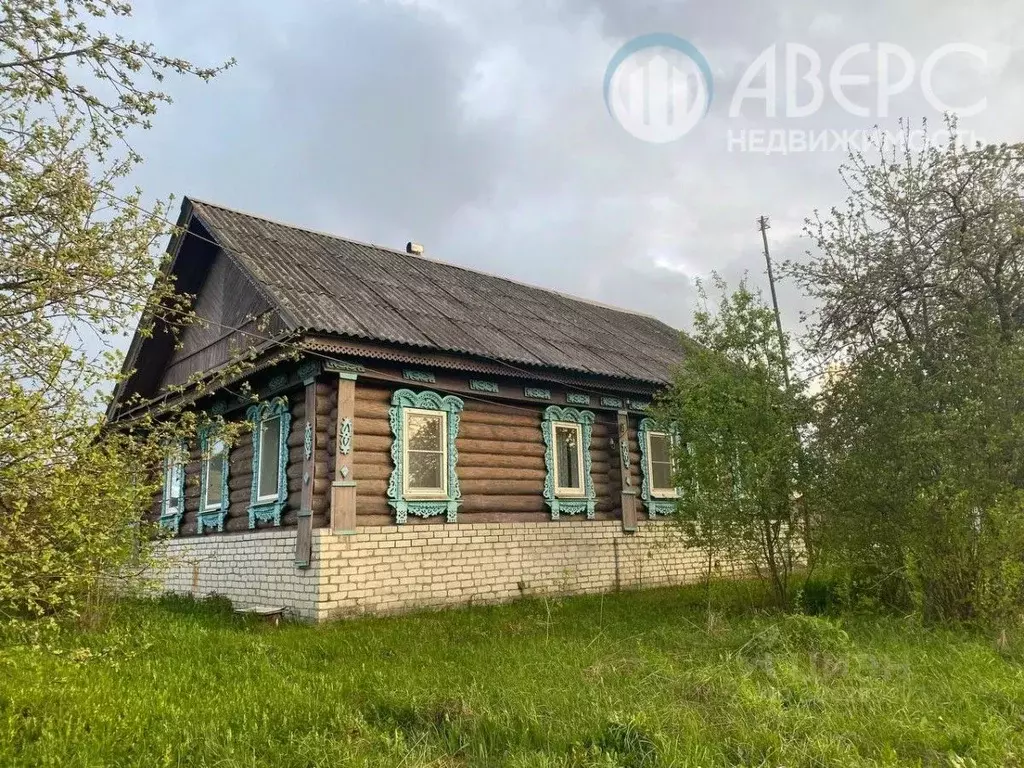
[120, 0, 1024, 341]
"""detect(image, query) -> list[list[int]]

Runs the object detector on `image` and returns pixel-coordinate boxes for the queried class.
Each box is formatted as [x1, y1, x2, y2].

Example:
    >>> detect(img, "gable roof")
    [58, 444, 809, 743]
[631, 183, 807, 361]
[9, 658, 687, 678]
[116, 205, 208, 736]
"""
[182, 197, 685, 385]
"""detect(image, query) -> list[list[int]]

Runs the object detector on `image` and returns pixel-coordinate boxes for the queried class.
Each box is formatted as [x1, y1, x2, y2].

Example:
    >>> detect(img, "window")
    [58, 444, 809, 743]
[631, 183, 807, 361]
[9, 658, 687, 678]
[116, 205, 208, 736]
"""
[646, 431, 676, 497]
[164, 456, 184, 513]
[257, 414, 282, 501]
[730, 445, 751, 500]
[541, 406, 596, 519]
[160, 447, 186, 533]
[553, 422, 584, 496]
[246, 397, 291, 528]
[387, 389, 465, 524]
[638, 418, 680, 516]
[204, 438, 227, 509]
[198, 424, 230, 534]
[402, 408, 448, 498]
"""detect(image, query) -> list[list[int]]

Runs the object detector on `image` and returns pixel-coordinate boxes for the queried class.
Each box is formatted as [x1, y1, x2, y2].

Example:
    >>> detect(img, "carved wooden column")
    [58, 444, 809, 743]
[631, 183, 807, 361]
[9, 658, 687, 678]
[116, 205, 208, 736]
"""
[295, 361, 320, 568]
[618, 409, 639, 533]
[330, 368, 358, 534]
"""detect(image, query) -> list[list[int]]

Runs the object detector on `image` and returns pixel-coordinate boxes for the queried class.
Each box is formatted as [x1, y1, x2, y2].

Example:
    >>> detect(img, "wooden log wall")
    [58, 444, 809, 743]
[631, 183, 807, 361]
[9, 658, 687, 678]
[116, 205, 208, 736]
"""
[149, 382, 332, 537]
[310, 379, 334, 521]
[352, 380, 635, 526]
[147, 375, 653, 535]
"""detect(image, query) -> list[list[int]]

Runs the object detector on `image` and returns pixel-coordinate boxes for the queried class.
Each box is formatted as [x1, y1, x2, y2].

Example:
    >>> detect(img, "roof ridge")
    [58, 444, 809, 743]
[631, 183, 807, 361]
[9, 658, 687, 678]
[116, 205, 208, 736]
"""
[185, 196, 670, 326]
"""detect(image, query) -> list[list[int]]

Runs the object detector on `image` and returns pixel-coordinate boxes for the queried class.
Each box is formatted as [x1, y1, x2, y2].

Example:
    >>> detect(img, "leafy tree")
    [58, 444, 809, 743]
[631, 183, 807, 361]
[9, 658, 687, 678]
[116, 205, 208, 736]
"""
[813, 330, 1024, 621]
[655, 278, 809, 609]
[0, 0, 231, 621]
[790, 119, 1024, 361]
[792, 124, 1024, 621]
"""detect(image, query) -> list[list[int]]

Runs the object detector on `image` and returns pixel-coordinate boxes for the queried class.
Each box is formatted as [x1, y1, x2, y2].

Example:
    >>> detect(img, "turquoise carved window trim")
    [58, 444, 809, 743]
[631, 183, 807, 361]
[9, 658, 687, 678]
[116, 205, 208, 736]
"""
[159, 442, 187, 534]
[638, 417, 681, 517]
[387, 389, 464, 524]
[542, 406, 596, 520]
[197, 423, 230, 534]
[247, 397, 291, 528]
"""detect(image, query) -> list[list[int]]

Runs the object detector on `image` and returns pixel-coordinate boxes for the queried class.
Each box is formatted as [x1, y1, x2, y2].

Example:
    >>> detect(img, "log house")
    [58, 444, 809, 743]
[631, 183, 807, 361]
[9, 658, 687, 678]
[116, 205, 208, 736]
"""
[109, 198, 711, 620]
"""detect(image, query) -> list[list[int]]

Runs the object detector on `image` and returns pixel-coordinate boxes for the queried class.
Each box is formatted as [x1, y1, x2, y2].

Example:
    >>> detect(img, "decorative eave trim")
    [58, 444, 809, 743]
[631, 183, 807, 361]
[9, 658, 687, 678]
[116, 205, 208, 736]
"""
[297, 359, 321, 384]
[324, 359, 364, 380]
[403, 369, 436, 383]
[301, 335, 670, 392]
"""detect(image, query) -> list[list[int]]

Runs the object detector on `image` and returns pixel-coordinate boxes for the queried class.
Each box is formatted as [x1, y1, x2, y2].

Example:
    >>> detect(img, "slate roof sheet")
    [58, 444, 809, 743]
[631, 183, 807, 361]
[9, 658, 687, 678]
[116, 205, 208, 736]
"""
[187, 198, 685, 385]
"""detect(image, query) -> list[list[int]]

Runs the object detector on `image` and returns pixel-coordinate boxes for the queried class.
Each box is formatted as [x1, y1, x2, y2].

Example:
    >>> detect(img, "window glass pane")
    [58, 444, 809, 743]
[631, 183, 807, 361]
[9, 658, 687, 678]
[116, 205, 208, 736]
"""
[206, 456, 223, 509]
[164, 459, 173, 498]
[555, 425, 581, 490]
[652, 461, 673, 491]
[649, 433, 671, 464]
[258, 416, 281, 498]
[407, 413, 443, 451]
[407, 451, 443, 491]
[650, 433, 674, 490]
[165, 456, 182, 509]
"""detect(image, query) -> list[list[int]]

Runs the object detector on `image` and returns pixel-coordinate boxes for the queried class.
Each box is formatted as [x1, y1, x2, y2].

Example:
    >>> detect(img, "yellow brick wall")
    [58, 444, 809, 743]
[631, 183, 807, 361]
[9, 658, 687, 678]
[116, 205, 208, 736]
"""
[153, 530, 320, 618]
[313, 521, 716, 622]
[150, 521, 721, 622]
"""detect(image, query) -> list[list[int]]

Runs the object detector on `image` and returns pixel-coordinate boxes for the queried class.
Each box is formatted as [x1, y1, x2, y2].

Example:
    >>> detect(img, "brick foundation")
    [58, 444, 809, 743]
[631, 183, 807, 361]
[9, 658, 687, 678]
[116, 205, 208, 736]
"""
[151, 521, 715, 622]
[153, 530, 320, 619]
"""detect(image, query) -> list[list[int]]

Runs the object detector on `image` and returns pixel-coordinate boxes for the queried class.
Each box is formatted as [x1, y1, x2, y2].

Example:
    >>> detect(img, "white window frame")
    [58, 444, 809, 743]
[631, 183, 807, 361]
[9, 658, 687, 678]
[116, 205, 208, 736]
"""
[552, 421, 586, 498]
[645, 430, 679, 499]
[401, 407, 449, 500]
[164, 453, 184, 513]
[255, 413, 283, 503]
[202, 436, 227, 512]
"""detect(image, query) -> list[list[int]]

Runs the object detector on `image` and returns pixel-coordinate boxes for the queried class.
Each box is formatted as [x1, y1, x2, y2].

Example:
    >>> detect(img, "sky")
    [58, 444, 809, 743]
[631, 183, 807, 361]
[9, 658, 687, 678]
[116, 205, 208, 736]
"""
[114, 0, 1024, 336]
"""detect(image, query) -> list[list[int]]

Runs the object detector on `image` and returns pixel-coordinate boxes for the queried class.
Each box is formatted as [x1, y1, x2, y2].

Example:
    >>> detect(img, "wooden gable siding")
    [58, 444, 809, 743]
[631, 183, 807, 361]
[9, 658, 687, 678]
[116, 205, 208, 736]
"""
[160, 248, 280, 391]
[349, 380, 643, 526]
[149, 385, 331, 536]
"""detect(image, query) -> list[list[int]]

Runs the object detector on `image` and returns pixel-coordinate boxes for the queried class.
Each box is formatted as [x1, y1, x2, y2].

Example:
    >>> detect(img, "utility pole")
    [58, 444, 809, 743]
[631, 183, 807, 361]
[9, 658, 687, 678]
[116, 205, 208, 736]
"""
[757, 215, 790, 389]
[759, 216, 811, 565]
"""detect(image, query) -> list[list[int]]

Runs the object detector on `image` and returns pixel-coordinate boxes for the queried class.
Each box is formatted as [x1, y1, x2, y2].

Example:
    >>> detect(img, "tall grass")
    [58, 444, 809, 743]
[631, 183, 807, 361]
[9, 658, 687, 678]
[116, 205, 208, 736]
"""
[1, 583, 1022, 767]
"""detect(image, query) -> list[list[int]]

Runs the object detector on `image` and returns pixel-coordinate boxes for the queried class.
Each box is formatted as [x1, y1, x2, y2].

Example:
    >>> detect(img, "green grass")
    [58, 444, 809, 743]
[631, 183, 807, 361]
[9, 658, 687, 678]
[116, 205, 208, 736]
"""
[2, 584, 1024, 767]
